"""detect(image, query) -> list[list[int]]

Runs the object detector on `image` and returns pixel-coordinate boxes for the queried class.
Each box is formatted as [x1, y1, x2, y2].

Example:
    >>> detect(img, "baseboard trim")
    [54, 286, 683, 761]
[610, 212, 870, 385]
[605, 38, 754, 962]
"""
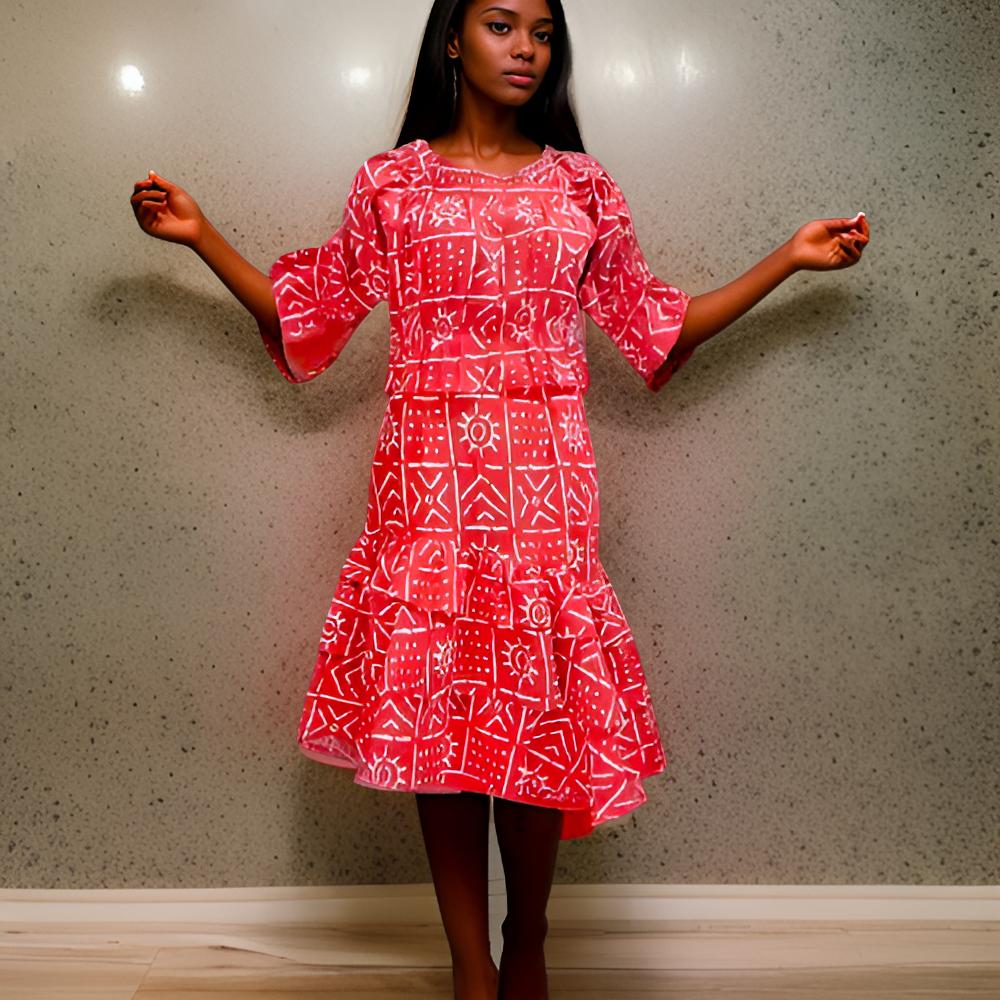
[1, 884, 998, 925]
[2, 886, 999, 972]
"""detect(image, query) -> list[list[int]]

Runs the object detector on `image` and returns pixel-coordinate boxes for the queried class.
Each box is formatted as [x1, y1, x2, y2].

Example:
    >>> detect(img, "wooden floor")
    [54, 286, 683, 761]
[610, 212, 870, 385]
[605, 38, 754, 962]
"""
[2, 922, 999, 998]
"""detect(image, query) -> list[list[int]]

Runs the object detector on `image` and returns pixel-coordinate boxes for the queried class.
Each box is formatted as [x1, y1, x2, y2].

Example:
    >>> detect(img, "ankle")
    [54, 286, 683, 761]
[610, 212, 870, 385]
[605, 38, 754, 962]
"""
[500, 913, 549, 949]
[453, 953, 499, 980]
[452, 955, 499, 999]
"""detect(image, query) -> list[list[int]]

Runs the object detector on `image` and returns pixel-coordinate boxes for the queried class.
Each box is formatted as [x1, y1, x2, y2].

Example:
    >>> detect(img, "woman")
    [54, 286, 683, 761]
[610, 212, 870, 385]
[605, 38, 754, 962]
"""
[130, 1, 869, 996]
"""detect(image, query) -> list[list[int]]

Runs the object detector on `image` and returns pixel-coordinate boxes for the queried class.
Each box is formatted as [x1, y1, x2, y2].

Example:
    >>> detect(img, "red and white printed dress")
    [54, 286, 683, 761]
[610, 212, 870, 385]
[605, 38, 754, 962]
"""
[260, 137, 695, 840]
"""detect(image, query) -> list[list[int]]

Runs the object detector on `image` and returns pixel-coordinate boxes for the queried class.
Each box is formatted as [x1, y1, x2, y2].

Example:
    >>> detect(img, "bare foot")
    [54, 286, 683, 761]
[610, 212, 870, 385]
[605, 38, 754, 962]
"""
[453, 957, 499, 999]
[498, 941, 548, 998]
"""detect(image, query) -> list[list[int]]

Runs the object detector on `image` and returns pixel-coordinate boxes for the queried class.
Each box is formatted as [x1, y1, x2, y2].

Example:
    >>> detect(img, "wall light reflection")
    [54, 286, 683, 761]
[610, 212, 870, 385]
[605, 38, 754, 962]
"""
[676, 46, 701, 87]
[118, 63, 145, 94]
[343, 65, 373, 90]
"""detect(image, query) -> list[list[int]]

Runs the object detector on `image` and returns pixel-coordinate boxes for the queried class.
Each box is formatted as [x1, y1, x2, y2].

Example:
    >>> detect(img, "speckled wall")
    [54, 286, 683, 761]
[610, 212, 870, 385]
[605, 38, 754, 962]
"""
[3, 0, 996, 889]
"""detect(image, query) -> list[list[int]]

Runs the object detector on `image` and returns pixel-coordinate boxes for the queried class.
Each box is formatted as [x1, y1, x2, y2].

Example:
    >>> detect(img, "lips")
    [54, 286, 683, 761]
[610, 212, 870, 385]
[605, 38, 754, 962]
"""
[503, 71, 535, 79]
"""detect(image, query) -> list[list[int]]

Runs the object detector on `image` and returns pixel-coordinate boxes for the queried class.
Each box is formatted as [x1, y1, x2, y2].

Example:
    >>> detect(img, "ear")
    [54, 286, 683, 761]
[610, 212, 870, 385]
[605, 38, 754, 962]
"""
[445, 28, 460, 60]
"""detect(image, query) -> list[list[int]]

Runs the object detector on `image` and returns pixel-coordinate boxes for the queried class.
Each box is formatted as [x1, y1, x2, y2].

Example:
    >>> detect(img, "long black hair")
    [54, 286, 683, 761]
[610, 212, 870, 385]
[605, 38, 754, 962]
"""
[392, 0, 586, 154]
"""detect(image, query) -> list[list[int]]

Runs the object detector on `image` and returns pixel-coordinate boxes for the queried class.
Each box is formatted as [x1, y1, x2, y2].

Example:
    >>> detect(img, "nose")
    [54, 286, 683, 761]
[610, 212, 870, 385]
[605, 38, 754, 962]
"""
[510, 29, 537, 59]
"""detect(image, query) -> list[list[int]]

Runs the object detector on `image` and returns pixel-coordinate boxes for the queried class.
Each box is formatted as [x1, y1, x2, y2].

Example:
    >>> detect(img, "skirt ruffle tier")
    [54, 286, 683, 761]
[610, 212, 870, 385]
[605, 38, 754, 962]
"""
[296, 526, 667, 840]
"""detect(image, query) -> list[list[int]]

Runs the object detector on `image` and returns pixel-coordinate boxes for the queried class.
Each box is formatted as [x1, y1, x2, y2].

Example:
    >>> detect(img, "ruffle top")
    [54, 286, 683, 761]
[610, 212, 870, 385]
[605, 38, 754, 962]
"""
[261, 137, 694, 396]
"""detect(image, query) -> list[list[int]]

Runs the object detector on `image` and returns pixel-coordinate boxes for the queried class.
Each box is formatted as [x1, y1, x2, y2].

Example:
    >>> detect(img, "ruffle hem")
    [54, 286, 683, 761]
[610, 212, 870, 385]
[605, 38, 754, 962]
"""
[296, 527, 668, 840]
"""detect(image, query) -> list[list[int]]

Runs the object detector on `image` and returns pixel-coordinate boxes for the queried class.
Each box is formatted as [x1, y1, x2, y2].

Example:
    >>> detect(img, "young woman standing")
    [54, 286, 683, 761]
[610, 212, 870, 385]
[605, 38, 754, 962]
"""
[130, 2, 869, 997]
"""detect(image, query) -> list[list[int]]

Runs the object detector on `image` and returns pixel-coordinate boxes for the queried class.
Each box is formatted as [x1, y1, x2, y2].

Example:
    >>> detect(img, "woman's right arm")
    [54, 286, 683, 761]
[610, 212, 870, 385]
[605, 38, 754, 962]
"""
[130, 169, 279, 339]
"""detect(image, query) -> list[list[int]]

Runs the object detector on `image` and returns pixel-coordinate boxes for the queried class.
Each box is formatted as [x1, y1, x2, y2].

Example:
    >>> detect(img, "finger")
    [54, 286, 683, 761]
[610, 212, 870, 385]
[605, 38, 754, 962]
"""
[132, 195, 167, 213]
[138, 197, 167, 216]
[846, 221, 869, 244]
[149, 169, 175, 190]
[836, 235, 860, 258]
[828, 211, 866, 232]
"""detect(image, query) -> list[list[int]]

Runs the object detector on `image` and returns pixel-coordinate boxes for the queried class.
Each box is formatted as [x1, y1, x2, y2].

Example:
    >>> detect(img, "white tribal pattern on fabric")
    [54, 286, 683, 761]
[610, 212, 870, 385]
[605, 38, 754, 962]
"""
[261, 137, 694, 839]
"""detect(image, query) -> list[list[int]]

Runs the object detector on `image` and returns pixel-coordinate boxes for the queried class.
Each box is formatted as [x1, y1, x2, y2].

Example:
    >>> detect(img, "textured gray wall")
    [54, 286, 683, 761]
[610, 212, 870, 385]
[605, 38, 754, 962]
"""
[3, 0, 996, 888]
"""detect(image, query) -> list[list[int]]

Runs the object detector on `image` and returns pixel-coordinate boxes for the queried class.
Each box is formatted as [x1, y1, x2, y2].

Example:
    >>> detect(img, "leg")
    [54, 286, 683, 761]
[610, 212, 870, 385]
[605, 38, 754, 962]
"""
[493, 796, 563, 1000]
[415, 790, 498, 1000]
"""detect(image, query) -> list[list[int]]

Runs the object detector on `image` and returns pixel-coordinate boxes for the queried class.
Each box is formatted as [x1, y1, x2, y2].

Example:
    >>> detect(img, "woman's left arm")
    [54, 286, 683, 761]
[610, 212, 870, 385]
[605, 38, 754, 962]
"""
[674, 212, 871, 353]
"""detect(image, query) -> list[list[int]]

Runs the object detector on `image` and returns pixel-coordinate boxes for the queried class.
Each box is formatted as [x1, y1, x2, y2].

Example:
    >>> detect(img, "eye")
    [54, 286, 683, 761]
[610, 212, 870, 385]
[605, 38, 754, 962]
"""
[487, 21, 552, 43]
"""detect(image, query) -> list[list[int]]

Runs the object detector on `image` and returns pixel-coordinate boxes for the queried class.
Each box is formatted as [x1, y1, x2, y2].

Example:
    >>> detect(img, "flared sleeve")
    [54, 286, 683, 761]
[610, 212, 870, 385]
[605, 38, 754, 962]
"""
[261, 161, 390, 383]
[577, 160, 694, 392]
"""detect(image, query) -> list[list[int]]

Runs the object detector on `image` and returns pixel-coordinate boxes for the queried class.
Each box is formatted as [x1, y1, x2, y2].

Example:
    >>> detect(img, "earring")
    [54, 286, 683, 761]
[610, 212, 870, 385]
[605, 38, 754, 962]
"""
[450, 58, 458, 108]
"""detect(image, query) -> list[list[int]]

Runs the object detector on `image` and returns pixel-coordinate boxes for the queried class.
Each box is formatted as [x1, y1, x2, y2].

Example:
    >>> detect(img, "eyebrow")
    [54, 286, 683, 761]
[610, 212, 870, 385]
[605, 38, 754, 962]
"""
[480, 6, 554, 24]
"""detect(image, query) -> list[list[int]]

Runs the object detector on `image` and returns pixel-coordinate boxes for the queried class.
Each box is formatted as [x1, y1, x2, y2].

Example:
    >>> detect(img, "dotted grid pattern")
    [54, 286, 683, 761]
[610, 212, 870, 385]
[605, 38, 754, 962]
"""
[262, 138, 694, 839]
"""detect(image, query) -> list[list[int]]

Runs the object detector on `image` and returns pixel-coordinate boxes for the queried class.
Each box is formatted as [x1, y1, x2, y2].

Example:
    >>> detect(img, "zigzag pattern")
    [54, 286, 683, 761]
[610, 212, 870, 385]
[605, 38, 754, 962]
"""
[262, 139, 696, 839]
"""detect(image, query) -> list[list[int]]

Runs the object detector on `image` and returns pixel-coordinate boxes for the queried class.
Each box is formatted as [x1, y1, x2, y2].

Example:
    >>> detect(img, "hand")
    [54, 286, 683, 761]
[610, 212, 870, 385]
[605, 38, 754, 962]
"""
[788, 212, 870, 271]
[130, 170, 206, 247]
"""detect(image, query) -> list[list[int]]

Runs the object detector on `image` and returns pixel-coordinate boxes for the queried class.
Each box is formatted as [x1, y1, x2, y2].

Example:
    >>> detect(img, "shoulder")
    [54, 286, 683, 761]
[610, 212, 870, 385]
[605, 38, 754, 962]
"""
[550, 148, 626, 212]
[350, 140, 427, 197]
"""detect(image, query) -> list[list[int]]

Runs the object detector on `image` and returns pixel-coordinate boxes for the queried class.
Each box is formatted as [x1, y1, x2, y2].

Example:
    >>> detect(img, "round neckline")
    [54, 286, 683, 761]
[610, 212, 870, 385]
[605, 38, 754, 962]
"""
[416, 137, 552, 180]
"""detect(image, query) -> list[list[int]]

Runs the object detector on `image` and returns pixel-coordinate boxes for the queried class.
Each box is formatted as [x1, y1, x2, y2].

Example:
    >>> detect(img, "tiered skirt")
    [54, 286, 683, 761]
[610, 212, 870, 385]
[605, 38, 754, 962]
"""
[295, 388, 668, 840]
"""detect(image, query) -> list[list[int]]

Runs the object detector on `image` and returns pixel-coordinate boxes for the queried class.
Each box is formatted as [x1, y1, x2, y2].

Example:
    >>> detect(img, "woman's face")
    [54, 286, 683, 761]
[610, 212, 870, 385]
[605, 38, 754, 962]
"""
[448, 0, 554, 107]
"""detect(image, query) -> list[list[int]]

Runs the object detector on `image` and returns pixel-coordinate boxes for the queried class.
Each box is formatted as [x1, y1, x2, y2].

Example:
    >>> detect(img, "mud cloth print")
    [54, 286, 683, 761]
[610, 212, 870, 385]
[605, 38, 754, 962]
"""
[260, 137, 694, 840]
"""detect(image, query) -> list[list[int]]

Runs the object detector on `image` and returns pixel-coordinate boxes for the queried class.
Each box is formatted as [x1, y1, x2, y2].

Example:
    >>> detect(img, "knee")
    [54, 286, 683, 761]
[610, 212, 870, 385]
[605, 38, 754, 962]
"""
[500, 912, 549, 948]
